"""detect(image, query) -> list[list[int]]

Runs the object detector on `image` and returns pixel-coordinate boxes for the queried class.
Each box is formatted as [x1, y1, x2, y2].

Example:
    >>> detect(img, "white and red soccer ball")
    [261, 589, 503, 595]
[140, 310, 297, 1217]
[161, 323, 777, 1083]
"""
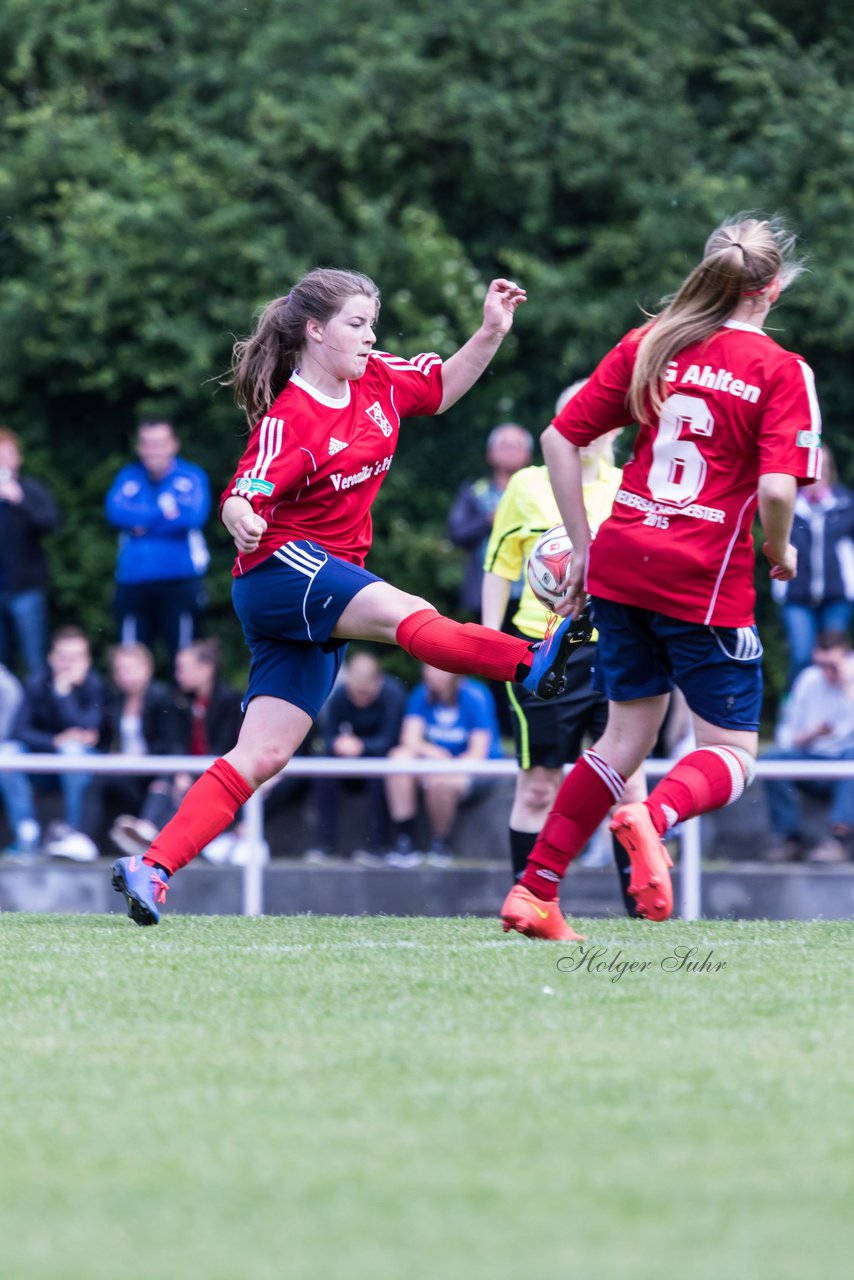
[526, 524, 573, 610]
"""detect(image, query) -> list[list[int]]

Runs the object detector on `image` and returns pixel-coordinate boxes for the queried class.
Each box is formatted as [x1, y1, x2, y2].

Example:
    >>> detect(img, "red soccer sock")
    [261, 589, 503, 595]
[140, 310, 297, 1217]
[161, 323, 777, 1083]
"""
[645, 747, 748, 835]
[396, 608, 532, 682]
[520, 750, 626, 900]
[143, 757, 255, 876]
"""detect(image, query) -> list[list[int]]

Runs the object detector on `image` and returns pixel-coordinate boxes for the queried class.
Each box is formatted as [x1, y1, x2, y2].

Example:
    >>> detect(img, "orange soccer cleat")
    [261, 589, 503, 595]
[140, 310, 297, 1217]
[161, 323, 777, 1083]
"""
[609, 802, 674, 921]
[500, 884, 586, 941]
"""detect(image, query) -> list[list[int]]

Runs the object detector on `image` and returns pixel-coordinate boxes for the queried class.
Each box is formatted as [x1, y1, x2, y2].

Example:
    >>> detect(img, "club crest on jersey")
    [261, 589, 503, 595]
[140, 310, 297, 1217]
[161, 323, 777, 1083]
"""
[235, 476, 275, 497]
[365, 400, 393, 437]
[328, 436, 349, 456]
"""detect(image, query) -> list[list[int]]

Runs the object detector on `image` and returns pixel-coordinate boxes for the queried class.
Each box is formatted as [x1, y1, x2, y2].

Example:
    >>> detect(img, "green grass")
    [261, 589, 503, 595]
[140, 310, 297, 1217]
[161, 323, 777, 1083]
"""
[0, 914, 851, 1280]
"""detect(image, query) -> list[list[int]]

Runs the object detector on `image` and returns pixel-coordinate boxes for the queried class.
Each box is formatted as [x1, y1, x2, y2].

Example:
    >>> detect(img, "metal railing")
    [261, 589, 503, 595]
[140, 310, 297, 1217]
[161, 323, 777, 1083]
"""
[0, 752, 851, 920]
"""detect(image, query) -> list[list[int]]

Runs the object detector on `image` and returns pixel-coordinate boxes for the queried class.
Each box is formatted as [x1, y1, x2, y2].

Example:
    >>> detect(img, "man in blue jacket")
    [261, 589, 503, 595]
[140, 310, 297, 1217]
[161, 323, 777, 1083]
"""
[106, 420, 211, 661]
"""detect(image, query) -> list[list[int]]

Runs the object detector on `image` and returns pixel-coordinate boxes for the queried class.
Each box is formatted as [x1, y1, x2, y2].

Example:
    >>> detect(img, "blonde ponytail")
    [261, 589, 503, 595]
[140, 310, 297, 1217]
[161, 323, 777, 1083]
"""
[628, 216, 803, 422]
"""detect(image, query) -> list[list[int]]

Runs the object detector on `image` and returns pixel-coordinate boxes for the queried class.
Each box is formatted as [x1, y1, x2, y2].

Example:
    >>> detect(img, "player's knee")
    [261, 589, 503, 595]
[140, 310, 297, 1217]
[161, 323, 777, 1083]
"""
[518, 768, 559, 817]
[250, 742, 293, 783]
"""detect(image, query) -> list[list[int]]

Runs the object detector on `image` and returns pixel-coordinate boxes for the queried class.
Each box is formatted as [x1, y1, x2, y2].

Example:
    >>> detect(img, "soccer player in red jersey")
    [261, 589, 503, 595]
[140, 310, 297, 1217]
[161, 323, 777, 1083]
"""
[501, 215, 822, 939]
[112, 268, 587, 924]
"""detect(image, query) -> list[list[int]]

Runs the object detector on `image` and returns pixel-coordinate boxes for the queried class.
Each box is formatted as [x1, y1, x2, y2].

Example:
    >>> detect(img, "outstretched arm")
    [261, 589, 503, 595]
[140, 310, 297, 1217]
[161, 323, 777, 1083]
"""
[437, 279, 526, 413]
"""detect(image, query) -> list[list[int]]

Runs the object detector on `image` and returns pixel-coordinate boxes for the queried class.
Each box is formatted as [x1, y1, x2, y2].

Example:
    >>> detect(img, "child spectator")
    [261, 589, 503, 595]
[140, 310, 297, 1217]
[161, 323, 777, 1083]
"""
[111, 638, 243, 854]
[384, 665, 503, 867]
[81, 644, 183, 856]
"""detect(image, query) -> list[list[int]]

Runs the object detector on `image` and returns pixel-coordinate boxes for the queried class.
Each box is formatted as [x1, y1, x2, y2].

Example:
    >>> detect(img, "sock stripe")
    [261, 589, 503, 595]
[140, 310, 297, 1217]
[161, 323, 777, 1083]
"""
[583, 749, 625, 803]
[700, 746, 745, 805]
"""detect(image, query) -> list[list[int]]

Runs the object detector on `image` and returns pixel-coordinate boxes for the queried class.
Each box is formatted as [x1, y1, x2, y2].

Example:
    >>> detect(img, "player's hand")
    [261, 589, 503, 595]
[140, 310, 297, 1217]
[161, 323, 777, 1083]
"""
[552, 551, 588, 618]
[763, 541, 797, 581]
[232, 510, 267, 554]
[481, 278, 527, 338]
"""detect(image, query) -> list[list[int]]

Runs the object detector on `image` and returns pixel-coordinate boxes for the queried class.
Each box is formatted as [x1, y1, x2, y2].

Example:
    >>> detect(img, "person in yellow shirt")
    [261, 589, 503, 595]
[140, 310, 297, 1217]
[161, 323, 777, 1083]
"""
[482, 382, 646, 914]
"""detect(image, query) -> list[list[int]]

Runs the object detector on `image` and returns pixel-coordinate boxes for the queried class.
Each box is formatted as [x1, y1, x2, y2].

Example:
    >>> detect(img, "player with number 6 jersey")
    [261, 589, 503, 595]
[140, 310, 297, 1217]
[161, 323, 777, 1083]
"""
[501, 214, 824, 941]
[556, 320, 820, 627]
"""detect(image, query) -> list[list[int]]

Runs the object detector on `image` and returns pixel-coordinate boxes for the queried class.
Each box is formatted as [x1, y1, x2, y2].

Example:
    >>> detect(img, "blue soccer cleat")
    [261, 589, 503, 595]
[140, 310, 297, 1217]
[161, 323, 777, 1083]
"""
[111, 855, 170, 926]
[521, 605, 593, 700]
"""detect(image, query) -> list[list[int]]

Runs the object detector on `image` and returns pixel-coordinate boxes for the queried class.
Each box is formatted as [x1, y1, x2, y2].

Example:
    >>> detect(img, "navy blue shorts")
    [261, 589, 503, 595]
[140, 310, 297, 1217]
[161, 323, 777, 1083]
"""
[589, 596, 763, 732]
[231, 541, 382, 720]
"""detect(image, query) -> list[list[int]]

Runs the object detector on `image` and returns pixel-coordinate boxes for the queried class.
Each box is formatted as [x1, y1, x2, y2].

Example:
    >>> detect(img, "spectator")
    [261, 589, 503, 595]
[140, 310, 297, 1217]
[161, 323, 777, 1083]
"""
[0, 626, 105, 859]
[763, 629, 854, 864]
[447, 422, 534, 617]
[0, 427, 61, 676]
[80, 644, 183, 856]
[0, 662, 24, 741]
[384, 665, 503, 867]
[772, 444, 854, 684]
[113, 638, 244, 853]
[105, 419, 211, 662]
[303, 651, 406, 863]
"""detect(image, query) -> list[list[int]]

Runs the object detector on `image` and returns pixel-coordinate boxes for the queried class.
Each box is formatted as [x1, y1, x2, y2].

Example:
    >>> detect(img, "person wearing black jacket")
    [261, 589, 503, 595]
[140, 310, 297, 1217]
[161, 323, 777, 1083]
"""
[0, 626, 104, 858]
[81, 644, 184, 854]
[0, 427, 61, 676]
[303, 651, 406, 862]
[772, 445, 854, 683]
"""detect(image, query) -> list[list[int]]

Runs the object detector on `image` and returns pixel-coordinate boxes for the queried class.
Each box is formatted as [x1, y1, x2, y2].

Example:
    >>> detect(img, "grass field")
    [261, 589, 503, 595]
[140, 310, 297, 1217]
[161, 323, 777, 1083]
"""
[0, 913, 851, 1280]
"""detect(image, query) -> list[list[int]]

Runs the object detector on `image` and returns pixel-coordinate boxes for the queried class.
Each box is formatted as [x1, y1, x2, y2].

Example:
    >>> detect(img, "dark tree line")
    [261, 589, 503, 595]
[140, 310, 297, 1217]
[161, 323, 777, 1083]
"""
[1, 0, 853, 705]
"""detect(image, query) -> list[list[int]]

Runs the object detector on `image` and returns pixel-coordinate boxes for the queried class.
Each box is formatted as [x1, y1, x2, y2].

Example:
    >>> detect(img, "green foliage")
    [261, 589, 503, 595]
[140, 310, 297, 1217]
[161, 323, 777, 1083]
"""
[1, 0, 853, 701]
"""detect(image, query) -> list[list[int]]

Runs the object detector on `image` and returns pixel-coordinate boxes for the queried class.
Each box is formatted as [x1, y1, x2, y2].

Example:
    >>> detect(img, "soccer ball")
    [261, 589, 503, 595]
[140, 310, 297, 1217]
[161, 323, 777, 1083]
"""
[526, 525, 573, 610]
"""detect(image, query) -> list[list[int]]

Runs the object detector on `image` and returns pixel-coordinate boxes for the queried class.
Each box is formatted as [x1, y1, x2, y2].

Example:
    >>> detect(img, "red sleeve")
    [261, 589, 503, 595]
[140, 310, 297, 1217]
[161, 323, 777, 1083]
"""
[757, 357, 823, 483]
[551, 334, 638, 445]
[371, 351, 444, 418]
[218, 415, 308, 520]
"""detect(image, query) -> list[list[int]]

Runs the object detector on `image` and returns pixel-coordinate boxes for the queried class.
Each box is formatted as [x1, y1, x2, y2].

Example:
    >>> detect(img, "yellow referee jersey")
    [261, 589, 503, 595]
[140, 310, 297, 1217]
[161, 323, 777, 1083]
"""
[483, 460, 622, 640]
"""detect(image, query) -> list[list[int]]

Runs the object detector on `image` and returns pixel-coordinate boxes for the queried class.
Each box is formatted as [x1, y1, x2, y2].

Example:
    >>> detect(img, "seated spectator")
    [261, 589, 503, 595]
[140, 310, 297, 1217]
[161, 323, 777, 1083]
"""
[763, 629, 854, 864]
[113, 638, 244, 853]
[302, 651, 406, 863]
[0, 427, 61, 677]
[0, 626, 105, 859]
[772, 445, 854, 685]
[80, 643, 183, 855]
[384, 665, 503, 867]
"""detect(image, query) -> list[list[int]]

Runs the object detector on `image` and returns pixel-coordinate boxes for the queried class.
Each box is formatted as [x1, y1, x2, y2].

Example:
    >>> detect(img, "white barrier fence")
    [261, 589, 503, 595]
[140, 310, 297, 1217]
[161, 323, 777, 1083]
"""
[0, 753, 851, 920]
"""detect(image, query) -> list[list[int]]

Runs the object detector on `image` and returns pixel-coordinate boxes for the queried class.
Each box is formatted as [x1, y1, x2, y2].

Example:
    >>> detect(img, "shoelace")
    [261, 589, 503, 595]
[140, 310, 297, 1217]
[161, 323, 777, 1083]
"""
[151, 873, 169, 905]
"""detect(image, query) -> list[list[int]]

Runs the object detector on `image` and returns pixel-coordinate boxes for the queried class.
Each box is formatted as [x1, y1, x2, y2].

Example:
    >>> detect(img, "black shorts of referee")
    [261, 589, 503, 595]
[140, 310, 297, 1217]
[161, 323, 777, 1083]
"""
[505, 639, 607, 769]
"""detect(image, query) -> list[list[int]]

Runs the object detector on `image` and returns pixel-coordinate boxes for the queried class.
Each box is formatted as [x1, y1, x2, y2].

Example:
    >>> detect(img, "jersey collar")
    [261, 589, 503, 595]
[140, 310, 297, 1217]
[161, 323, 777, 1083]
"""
[290, 369, 352, 409]
[722, 319, 767, 336]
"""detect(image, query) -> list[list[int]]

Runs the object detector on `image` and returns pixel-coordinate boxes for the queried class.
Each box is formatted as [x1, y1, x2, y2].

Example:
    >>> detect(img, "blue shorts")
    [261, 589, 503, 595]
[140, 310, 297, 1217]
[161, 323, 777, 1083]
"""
[589, 596, 763, 731]
[231, 541, 382, 720]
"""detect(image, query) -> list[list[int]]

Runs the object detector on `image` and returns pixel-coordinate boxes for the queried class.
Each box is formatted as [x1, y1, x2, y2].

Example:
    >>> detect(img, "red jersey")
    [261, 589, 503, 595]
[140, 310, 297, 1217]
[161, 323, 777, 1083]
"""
[221, 351, 443, 575]
[554, 321, 822, 626]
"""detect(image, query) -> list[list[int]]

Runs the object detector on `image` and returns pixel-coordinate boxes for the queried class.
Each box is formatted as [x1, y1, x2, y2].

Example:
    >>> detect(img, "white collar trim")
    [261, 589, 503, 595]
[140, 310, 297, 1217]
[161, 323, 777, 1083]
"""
[290, 369, 351, 408]
[723, 319, 766, 336]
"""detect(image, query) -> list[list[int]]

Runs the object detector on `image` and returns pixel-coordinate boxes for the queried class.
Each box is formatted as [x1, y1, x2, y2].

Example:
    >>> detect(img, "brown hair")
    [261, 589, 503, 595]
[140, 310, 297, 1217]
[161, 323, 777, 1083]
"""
[230, 268, 380, 424]
[628, 215, 803, 422]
